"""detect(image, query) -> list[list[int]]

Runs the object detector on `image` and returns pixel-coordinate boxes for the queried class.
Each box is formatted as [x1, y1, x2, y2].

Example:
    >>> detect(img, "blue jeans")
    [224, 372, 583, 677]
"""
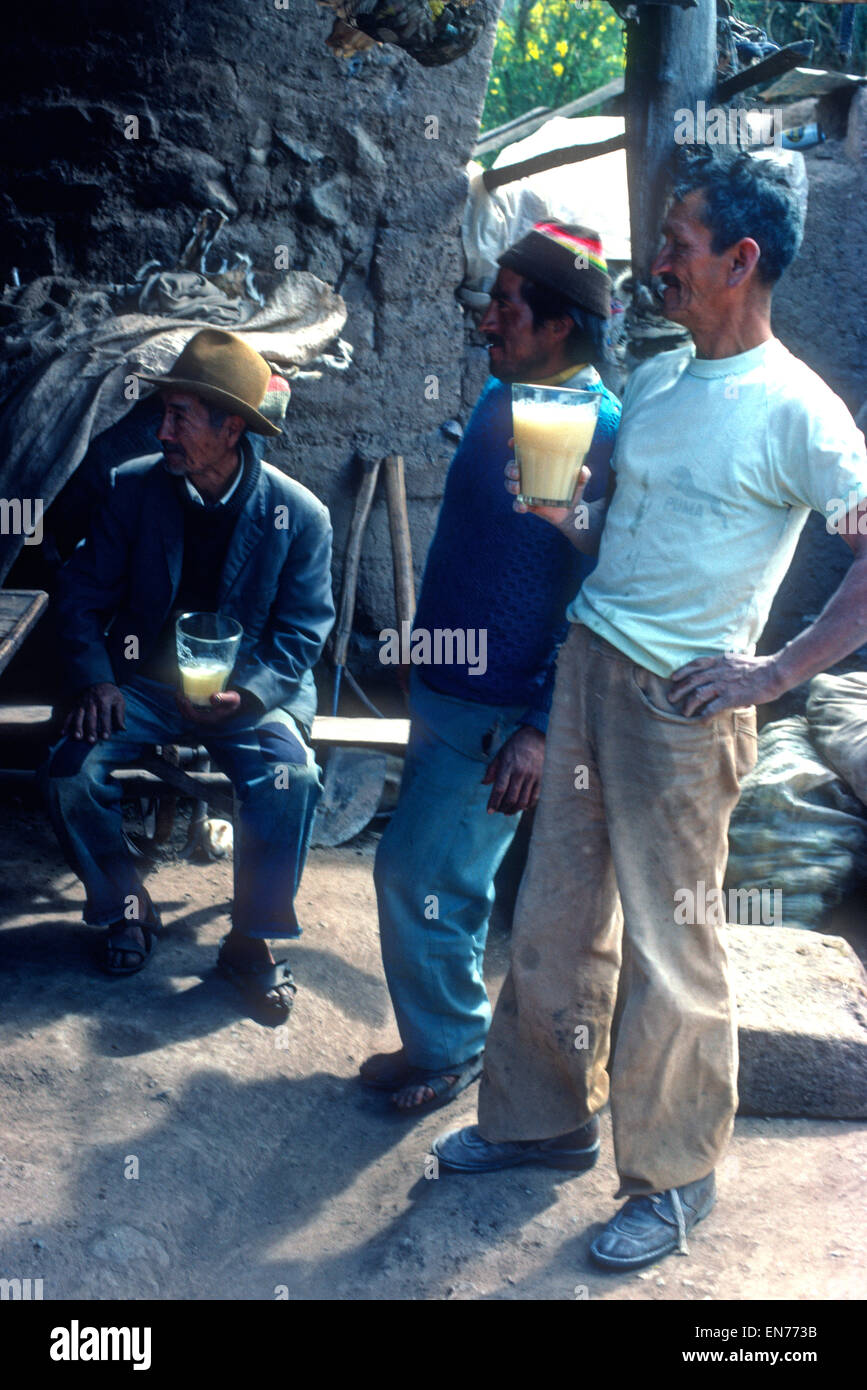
[373, 671, 528, 1071]
[43, 677, 322, 938]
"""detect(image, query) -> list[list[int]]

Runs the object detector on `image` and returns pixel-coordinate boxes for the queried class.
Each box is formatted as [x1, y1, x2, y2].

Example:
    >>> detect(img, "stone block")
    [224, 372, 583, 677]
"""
[846, 87, 867, 166]
[727, 926, 867, 1119]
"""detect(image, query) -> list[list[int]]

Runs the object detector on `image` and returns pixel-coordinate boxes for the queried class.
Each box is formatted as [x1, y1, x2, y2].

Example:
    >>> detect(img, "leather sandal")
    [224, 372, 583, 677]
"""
[360, 1050, 483, 1115]
[100, 897, 162, 977]
[101, 923, 158, 977]
[216, 938, 297, 1023]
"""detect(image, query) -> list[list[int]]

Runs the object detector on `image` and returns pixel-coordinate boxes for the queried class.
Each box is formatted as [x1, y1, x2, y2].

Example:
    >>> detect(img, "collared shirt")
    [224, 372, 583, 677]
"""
[538, 362, 592, 387]
[183, 457, 245, 508]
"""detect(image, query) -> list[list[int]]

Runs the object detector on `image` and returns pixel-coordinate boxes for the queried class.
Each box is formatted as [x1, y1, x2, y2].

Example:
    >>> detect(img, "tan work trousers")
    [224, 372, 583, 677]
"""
[478, 623, 758, 1195]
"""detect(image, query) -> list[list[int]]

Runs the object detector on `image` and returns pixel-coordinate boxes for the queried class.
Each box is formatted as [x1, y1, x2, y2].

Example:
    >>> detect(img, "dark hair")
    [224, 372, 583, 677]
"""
[670, 148, 804, 285]
[519, 279, 608, 364]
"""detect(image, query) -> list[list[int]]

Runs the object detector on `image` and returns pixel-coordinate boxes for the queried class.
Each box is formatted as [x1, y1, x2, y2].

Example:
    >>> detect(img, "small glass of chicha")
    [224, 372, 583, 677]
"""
[512, 384, 601, 508]
[175, 612, 243, 706]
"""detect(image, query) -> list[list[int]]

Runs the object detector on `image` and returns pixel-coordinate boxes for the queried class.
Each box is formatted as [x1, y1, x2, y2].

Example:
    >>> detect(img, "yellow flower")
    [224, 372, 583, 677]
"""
[556, 39, 568, 56]
[527, 39, 541, 60]
[552, 61, 564, 76]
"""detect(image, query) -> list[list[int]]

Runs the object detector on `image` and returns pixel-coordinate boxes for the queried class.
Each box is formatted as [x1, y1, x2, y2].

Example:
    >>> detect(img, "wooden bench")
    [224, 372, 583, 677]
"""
[0, 704, 409, 792]
[0, 591, 48, 678]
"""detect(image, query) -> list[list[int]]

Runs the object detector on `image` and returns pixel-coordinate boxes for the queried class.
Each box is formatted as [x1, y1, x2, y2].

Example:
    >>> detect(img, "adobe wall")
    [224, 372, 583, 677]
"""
[1, 0, 498, 652]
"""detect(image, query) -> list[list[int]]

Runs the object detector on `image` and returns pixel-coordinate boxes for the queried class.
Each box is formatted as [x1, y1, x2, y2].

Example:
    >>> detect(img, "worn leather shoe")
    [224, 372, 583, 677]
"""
[590, 1171, 717, 1270]
[431, 1116, 600, 1173]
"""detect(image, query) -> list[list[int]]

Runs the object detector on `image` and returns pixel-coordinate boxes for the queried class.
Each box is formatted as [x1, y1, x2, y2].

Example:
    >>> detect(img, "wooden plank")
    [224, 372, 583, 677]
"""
[624, 0, 717, 311]
[473, 78, 625, 159]
[333, 458, 381, 671]
[474, 105, 550, 154]
[0, 704, 410, 750]
[382, 456, 415, 629]
[760, 66, 867, 101]
[482, 134, 626, 193]
[310, 716, 409, 749]
[716, 41, 814, 102]
[0, 590, 48, 676]
[0, 703, 54, 725]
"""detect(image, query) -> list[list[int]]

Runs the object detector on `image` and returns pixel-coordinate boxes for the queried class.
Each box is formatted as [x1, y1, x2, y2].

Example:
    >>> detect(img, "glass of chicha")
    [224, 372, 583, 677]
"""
[175, 612, 243, 707]
[512, 384, 601, 508]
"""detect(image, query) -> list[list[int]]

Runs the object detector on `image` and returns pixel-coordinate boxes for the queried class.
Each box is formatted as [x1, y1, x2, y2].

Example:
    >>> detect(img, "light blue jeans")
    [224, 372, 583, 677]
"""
[373, 670, 529, 1071]
[43, 677, 322, 938]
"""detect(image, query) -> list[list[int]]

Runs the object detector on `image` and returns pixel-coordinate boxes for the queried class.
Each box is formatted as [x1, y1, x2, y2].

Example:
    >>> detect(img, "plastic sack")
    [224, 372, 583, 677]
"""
[807, 671, 867, 808]
[725, 716, 867, 930]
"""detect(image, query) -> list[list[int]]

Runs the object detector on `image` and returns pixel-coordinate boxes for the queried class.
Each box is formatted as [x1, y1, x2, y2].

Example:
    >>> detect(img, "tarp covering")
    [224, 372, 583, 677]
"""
[0, 270, 348, 585]
[461, 117, 630, 308]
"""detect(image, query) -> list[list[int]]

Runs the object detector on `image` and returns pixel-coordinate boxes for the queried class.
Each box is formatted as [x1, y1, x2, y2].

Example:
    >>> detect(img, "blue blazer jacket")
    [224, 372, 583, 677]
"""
[55, 449, 335, 731]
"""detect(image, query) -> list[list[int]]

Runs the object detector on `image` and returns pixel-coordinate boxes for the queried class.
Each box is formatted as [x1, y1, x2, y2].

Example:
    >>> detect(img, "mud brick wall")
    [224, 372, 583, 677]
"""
[760, 89, 867, 696]
[1, 0, 498, 644]
[2, 7, 866, 685]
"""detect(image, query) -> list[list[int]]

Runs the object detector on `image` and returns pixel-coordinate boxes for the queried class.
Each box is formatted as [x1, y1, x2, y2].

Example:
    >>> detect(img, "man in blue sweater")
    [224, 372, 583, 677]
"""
[361, 223, 621, 1112]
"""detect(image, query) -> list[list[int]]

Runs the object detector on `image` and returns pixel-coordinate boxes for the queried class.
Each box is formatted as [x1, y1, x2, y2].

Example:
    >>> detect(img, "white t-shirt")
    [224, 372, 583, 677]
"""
[569, 337, 867, 677]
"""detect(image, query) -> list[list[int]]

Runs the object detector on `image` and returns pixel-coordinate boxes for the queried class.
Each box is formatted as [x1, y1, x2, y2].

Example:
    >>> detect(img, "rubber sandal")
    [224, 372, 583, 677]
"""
[216, 939, 297, 1023]
[389, 1053, 484, 1116]
[101, 922, 158, 977]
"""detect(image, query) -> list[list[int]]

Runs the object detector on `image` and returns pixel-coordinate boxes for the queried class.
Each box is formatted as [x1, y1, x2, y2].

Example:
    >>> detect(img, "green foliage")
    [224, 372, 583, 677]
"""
[480, 1, 865, 145]
[481, 0, 626, 134]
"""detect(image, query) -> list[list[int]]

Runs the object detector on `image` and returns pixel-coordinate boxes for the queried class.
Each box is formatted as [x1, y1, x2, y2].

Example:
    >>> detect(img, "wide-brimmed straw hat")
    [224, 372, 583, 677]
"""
[137, 328, 282, 437]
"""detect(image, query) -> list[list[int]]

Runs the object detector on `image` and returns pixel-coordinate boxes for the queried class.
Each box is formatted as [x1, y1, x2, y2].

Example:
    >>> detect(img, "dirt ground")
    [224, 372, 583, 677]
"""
[0, 795, 865, 1303]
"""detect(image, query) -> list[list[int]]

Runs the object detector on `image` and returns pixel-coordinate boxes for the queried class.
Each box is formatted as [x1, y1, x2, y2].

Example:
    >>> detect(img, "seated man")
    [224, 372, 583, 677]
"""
[361, 224, 621, 1112]
[43, 328, 335, 1019]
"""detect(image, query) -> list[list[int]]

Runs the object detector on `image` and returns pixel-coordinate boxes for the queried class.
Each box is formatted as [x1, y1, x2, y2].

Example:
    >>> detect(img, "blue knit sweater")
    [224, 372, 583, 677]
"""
[413, 371, 621, 731]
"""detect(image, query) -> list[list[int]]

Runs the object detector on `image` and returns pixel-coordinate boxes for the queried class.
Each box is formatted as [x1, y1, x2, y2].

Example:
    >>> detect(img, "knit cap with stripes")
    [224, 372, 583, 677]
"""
[498, 221, 612, 319]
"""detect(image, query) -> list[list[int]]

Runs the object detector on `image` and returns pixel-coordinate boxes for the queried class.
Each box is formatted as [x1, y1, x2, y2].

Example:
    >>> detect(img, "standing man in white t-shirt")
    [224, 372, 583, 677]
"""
[431, 149, 867, 1272]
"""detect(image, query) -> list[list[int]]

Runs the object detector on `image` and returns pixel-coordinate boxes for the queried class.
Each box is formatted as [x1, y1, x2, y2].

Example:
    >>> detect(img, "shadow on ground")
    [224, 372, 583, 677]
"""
[1, 799, 865, 1300]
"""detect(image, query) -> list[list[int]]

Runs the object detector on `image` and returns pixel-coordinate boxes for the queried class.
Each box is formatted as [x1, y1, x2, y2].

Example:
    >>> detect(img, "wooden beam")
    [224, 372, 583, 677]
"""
[716, 40, 814, 102]
[473, 78, 625, 159]
[482, 134, 626, 192]
[624, 0, 717, 306]
[760, 65, 867, 101]
[0, 589, 47, 677]
[0, 707, 412, 751]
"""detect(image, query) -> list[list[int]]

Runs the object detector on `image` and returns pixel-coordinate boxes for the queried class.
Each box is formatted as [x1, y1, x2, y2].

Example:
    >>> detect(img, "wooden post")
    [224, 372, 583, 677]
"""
[623, 0, 717, 354]
[383, 454, 416, 630]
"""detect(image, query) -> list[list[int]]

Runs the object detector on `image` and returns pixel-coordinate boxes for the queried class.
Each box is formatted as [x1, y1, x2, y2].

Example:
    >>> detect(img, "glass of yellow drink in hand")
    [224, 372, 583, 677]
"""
[512, 384, 601, 508]
[175, 612, 243, 707]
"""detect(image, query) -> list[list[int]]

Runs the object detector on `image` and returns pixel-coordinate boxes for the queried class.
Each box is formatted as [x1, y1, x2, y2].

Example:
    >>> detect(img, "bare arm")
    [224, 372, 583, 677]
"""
[505, 461, 615, 556]
[670, 498, 867, 716]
